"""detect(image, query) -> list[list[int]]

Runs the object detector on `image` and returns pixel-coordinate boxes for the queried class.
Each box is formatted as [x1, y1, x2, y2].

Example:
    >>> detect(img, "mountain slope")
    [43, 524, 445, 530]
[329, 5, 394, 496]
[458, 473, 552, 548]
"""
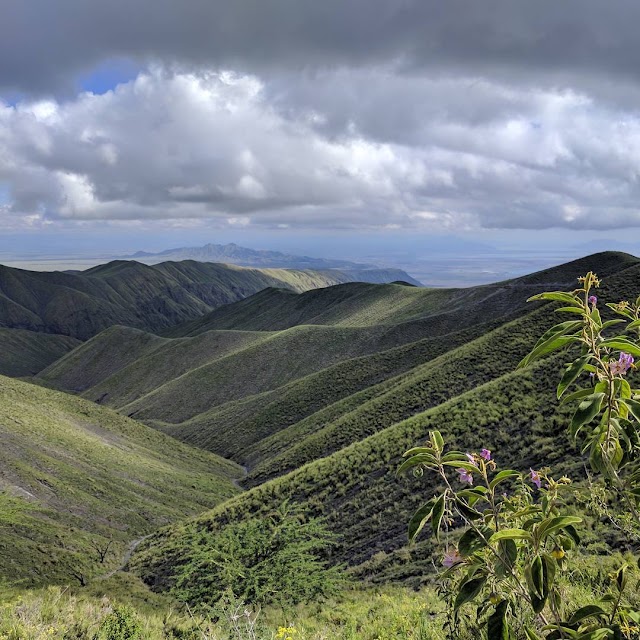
[0, 375, 242, 588]
[0, 328, 81, 377]
[39, 253, 638, 463]
[130, 352, 577, 591]
[122, 253, 640, 589]
[0, 259, 415, 341]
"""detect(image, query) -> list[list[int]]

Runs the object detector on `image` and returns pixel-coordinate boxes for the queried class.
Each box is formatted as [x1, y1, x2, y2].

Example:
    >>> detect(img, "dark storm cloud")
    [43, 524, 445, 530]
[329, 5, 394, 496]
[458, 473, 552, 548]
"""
[3, 0, 640, 95]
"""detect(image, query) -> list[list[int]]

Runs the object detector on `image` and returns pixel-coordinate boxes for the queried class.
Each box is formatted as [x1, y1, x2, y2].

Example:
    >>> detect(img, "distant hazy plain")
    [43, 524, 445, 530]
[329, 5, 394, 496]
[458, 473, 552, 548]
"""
[0, 249, 588, 288]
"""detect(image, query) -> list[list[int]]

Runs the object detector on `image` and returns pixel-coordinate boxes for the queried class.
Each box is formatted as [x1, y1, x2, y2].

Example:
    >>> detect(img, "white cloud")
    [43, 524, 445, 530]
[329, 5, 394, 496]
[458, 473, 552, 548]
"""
[3, 67, 640, 232]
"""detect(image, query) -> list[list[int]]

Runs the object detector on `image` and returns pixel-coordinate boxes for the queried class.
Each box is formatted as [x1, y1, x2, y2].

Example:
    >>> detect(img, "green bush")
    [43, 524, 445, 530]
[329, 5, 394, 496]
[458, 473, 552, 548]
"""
[173, 501, 346, 608]
[95, 604, 143, 640]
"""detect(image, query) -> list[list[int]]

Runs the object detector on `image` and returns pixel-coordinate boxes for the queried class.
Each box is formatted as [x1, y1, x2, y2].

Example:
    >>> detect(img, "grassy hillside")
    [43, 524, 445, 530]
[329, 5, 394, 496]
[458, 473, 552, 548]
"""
[130, 353, 579, 591]
[165, 251, 638, 336]
[128, 253, 640, 592]
[39, 253, 637, 462]
[0, 259, 404, 341]
[0, 375, 242, 588]
[0, 328, 80, 377]
[157, 315, 512, 461]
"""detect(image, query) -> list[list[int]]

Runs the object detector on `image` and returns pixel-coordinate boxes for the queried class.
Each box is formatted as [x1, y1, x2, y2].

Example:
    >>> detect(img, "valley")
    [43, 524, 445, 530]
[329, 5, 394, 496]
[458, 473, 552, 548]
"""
[1, 250, 640, 637]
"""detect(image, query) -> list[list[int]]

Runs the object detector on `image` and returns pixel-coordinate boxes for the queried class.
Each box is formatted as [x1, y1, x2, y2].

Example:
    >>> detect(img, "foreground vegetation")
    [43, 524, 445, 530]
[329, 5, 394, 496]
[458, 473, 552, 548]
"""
[1, 551, 636, 640]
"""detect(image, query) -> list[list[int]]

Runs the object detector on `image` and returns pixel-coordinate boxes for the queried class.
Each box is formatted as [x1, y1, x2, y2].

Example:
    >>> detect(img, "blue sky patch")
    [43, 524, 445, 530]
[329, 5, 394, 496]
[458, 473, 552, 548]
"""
[79, 58, 140, 95]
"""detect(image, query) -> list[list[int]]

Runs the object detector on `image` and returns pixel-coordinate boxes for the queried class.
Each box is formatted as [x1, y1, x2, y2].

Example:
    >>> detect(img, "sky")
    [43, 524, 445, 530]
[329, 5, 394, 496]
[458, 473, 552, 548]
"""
[2, 0, 640, 262]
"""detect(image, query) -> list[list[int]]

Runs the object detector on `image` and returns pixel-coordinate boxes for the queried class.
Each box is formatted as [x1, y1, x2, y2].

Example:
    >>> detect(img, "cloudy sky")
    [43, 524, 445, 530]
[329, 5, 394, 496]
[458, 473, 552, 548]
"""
[2, 0, 640, 256]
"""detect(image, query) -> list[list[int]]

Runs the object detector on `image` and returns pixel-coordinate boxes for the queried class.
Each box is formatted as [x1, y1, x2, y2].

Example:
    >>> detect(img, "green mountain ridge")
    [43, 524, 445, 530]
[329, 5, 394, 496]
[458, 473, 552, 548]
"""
[6, 250, 640, 599]
[0, 259, 413, 342]
[118, 251, 640, 591]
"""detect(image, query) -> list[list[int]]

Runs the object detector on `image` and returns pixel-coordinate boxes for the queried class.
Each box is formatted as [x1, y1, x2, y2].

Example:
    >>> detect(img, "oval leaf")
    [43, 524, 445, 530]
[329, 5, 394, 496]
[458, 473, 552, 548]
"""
[454, 575, 486, 611]
[557, 355, 591, 399]
[570, 393, 605, 439]
[431, 494, 446, 541]
[408, 499, 435, 543]
[490, 528, 532, 542]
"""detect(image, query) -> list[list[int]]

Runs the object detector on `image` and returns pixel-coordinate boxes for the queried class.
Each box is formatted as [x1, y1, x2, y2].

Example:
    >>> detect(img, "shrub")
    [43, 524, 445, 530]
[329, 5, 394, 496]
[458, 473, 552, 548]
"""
[95, 604, 143, 640]
[173, 501, 346, 609]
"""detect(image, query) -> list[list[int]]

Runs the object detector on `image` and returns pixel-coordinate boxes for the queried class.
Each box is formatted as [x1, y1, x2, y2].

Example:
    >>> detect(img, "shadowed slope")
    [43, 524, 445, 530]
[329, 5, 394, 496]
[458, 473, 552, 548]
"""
[0, 328, 80, 377]
[0, 259, 411, 340]
[165, 252, 639, 336]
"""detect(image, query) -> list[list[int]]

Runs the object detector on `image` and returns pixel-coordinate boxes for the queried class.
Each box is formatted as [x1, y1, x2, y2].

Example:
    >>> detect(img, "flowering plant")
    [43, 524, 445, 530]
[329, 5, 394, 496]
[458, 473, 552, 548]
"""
[402, 273, 640, 639]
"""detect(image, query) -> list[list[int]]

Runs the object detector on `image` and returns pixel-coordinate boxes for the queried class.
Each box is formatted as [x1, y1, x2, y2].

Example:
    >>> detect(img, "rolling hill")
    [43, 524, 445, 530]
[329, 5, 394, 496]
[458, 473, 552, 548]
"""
[120, 251, 640, 592]
[0, 328, 81, 377]
[16, 250, 640, 598]
[38, 253, 639, 470]
[0, 259, 416, 342]
[0, 374, 242, 588]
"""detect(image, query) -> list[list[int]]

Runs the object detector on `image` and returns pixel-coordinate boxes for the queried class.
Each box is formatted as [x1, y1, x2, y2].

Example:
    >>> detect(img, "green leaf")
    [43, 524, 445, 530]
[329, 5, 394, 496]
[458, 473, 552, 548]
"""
[455, 497, 484, 521]
[626, 319, 640, 331]
[408, 500, 435, 543]
[619, 378, 632, 400]
[458, 527, 489, 557]
[524, 627, 542, 640]
[600, 338, 640, 359]
[431, 430, 445, 453]
[397, 454, 437, 476]
[554, 306, 584, 315]
[527, 292, 582, 306]
[487, 601, 511, 640]
[591, 307, 602, 327]
[601, 319, 626, 331]
[490, 528, 533, 542]
[530, 555, 544, 599]
[568, 604, 607, 625]
[431, 494, 445, 541]
[403, 446, 436, 457]
[518, 335, 580, 369]
[564, 525, 581, 546]
[453, 575, 486, 610]
[442, 460, 478, 472]
[561, 387, 596, 405]
[622, 398, 640, 423]
[532, 320, 583, 350]
[490, 470, 520, 490]
[441, 450, 469, 462]
[570, 393, 605, 440]
[495, 538, 518, 578]
[557, 355, 591, 399]
[537, 516, 583, 540]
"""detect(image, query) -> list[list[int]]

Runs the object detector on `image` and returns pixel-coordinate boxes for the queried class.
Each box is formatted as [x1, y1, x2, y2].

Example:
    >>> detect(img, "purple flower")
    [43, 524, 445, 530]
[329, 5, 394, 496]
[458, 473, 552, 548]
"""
[480, 448, 492, 461]
[442, 548, 463, 568]
[456, 467, 474, 484]
[466, 452, 477, 466]
[530, 468, 542, 489]
[588, 295, 597, 307]
[610, 352, 634, 376]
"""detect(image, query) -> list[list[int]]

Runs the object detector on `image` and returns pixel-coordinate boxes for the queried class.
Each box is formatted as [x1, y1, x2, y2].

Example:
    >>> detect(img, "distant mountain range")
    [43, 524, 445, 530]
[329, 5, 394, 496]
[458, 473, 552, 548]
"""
[121, 242, 421, 284]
